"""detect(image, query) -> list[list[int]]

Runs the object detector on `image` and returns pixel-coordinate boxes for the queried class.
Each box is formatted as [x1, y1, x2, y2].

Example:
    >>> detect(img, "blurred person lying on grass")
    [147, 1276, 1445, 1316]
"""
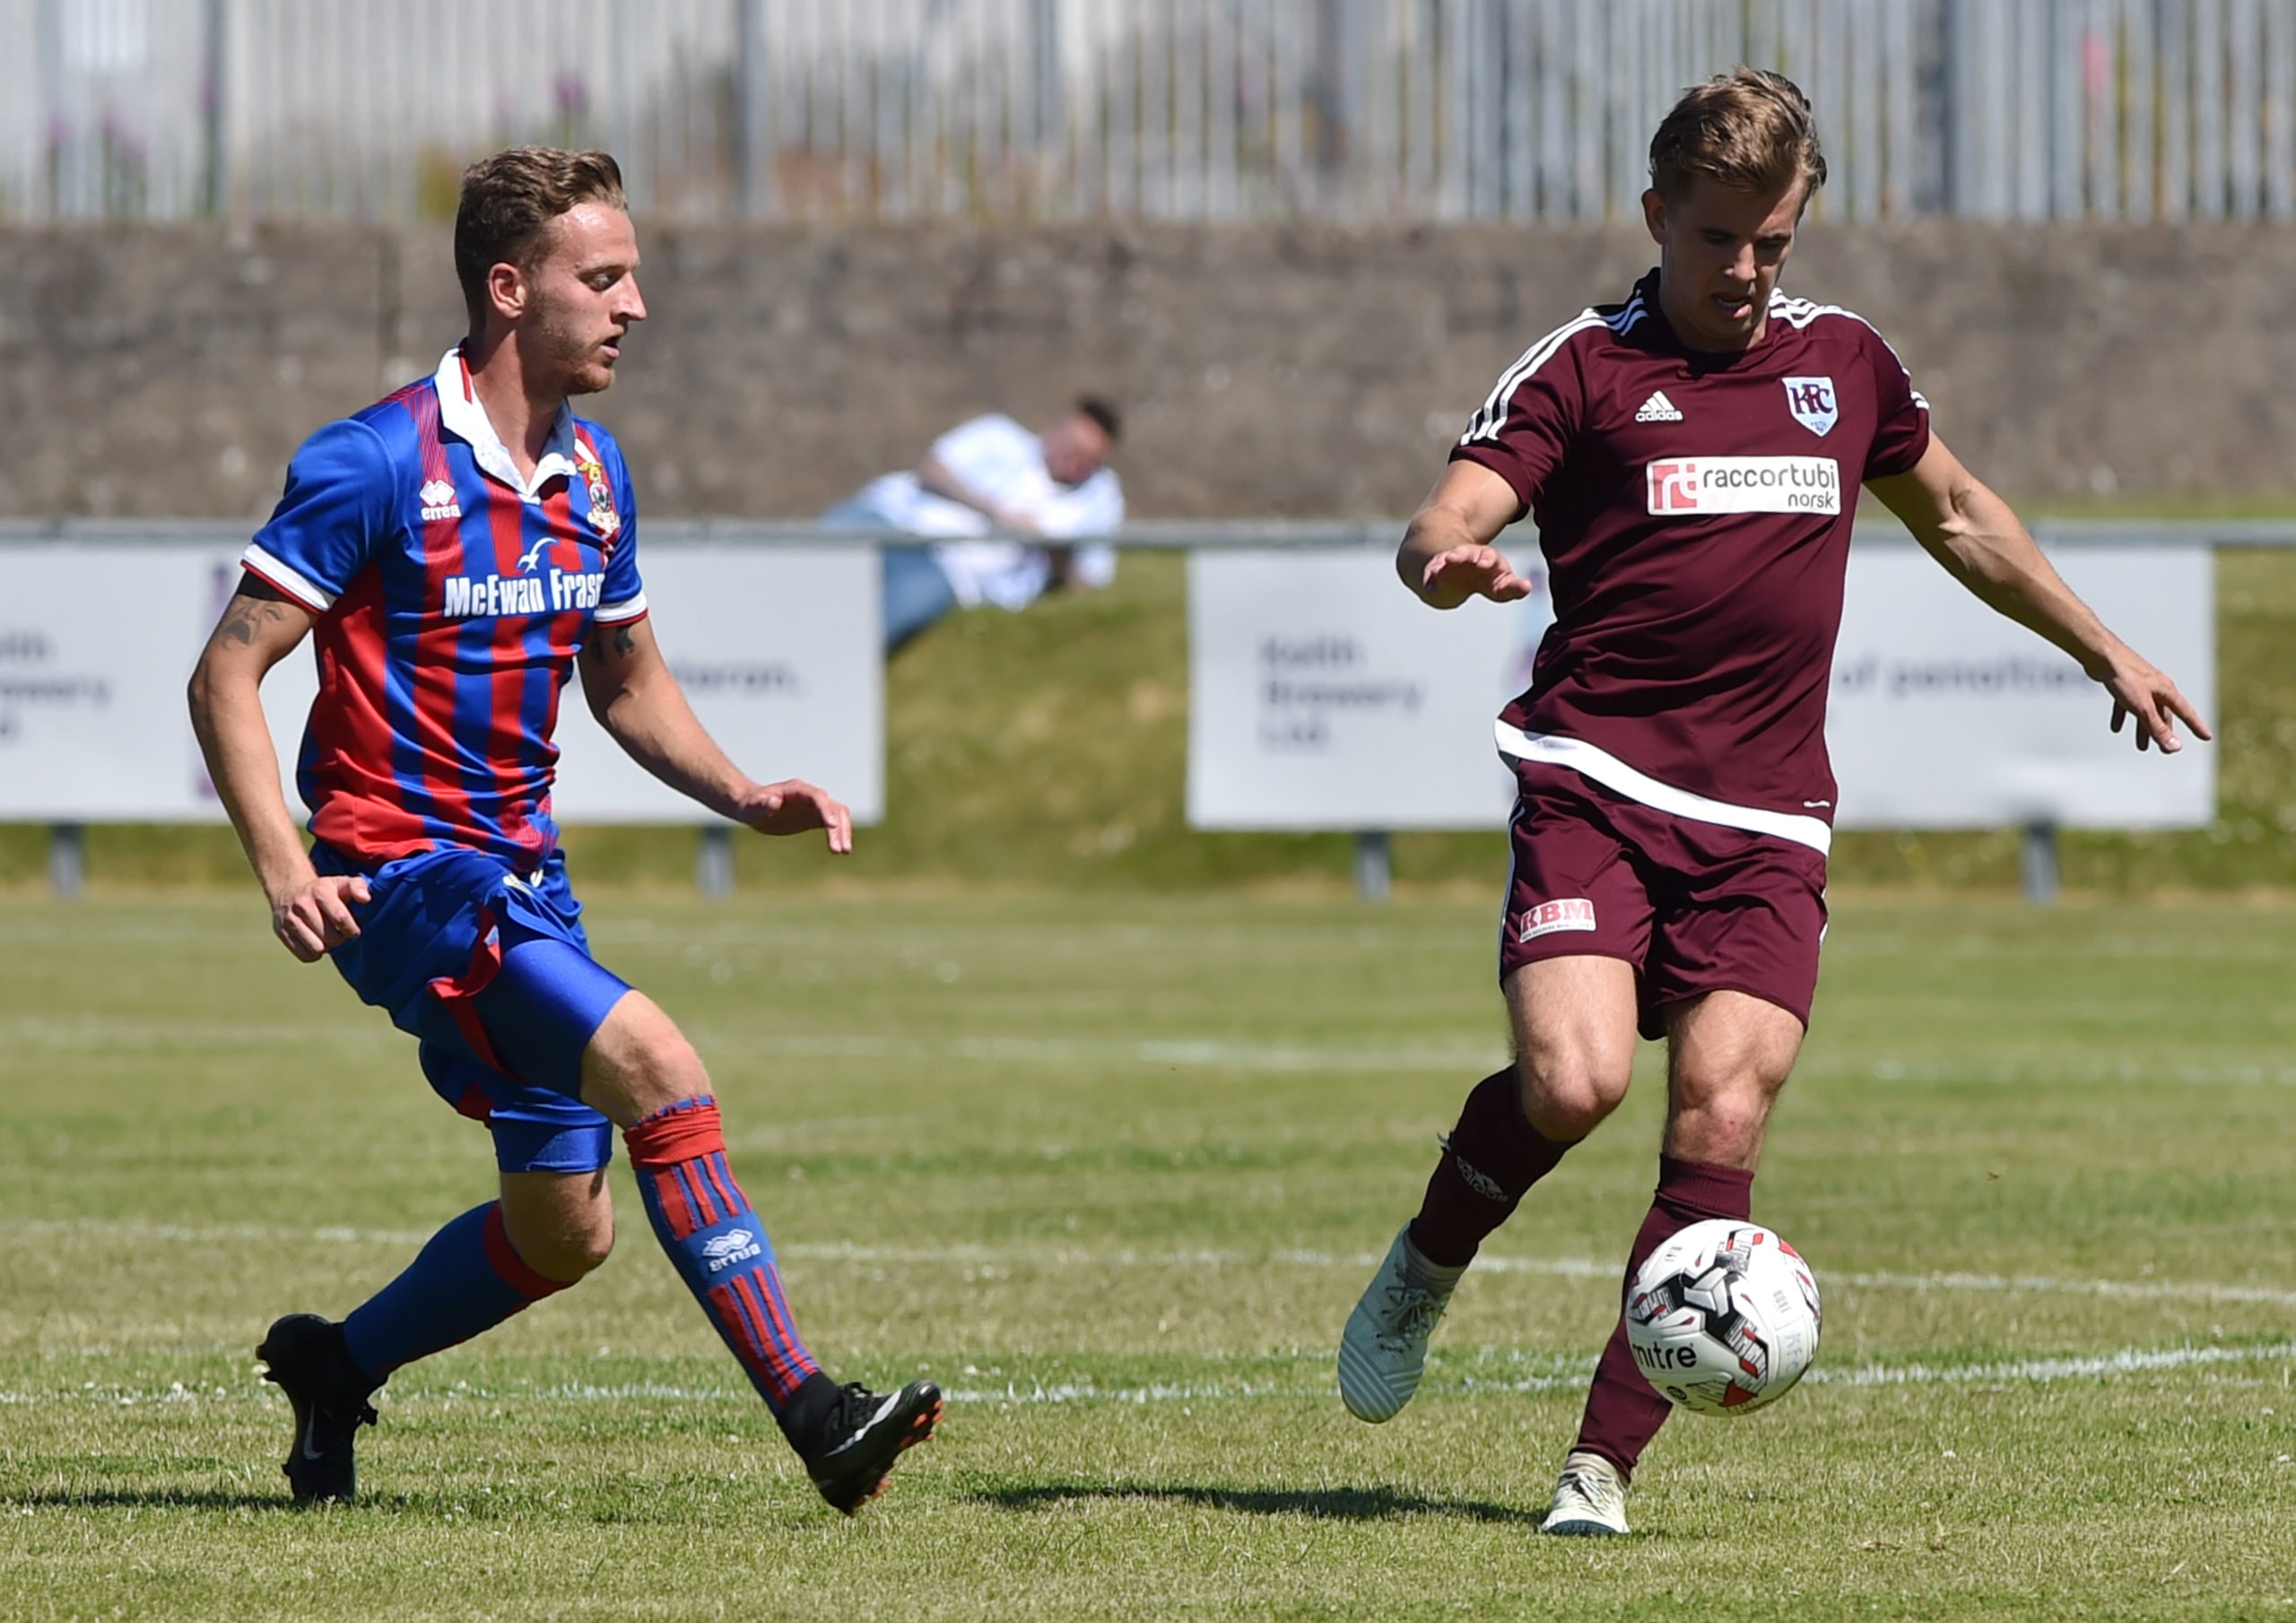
[822, 397, 1126, 654]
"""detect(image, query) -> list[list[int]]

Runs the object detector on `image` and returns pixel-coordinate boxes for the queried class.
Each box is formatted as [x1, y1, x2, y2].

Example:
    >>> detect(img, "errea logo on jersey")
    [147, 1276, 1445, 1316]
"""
[418, 479, 462, 523]
[1646, 456, 1841, 516]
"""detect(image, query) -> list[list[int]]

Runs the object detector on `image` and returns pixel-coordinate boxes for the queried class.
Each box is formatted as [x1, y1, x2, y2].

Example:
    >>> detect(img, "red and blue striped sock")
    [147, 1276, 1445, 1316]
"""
[342, 1202, 570, 1382]
[625, 1097, 822, 1419]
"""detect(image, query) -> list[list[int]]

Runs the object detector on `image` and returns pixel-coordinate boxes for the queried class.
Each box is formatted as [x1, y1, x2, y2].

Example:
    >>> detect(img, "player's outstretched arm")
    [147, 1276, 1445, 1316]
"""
[918, 452, 1040, 536]
[1867, 438, 2213, 754]
[1397, 461, 1535, 610]
[578, 615, 852, 852]
[187, 578, 372, 959]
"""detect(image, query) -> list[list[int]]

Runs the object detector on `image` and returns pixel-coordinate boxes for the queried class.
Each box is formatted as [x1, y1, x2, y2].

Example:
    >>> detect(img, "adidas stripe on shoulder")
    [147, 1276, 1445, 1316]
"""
[1459, 291, 1648, 445]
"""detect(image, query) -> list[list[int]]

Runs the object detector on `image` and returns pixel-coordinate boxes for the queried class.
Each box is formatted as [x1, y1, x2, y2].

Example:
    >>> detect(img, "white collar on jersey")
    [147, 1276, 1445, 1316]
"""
[431, 345, 585, 504]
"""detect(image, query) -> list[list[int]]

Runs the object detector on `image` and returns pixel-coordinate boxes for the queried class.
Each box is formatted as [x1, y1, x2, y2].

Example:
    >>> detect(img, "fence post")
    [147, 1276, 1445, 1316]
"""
[48, 822, 84, 898]
[1353, 829, 1391, 902]
[2021, 820, 2059, 905]
[1031, 0, 1063, 147]
[200, 0, 230, 214]
[735, 0, 772, 219]
[698, 824, 735, 898]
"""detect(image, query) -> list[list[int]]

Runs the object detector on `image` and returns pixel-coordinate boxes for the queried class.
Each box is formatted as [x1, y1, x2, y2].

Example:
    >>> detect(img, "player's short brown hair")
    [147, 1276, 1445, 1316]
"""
[454, 146, 627, 332]
[1648, 67, 1826, 208]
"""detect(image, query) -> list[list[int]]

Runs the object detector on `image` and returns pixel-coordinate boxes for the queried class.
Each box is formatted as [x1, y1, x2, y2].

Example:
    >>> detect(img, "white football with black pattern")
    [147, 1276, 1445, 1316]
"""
[1624, 1219, 1821, 1417]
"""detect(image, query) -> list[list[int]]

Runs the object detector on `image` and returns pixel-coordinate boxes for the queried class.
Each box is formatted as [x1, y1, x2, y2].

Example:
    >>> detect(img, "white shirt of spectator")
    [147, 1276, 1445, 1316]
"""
[849, 412, 1125, 611]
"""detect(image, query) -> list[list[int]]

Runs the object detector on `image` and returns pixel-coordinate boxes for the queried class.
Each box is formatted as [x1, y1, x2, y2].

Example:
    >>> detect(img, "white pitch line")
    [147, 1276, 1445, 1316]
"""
[1796, 1052, 2296, 1089]
[686, 1029, 1505, 1073]
[1807, 1339, 2296, 1389]
[12, 1008, 2291, 1088]
[0, 1217, 438, 1247]
[6, 1338, 2294, 1413]
[9, 1219, 2296, 1314]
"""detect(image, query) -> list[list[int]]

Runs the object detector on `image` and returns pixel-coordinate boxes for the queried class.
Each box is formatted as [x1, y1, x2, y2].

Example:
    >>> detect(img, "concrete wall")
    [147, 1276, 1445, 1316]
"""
[3, 220, 2289, 519]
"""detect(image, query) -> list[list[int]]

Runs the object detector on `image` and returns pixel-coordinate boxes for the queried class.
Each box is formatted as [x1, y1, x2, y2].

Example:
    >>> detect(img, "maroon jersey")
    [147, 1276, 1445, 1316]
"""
[1453, 268, 1930, 851]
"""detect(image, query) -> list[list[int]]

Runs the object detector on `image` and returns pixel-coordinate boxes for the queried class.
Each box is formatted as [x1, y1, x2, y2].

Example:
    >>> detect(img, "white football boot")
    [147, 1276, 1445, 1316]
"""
[1541, 1449, 1631, 1536]
[1337, 1226, 1465, 1421]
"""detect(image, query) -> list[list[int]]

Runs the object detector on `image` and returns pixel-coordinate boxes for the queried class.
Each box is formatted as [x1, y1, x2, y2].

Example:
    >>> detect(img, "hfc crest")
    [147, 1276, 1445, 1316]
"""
[1783, 376, 1838, 438]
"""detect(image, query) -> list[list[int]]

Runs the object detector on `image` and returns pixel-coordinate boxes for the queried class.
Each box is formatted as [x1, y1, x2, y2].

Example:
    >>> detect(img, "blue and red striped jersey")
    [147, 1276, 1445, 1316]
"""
[242, 346, 648, 870]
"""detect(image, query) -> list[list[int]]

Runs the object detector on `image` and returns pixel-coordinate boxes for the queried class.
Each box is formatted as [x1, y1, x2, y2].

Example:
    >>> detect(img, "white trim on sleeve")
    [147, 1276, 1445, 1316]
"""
[1494, 721, 1833, 856]
[595, 593, 649, 624]
[1458, 312, 1604, 446]
[240, 542, 338, 612]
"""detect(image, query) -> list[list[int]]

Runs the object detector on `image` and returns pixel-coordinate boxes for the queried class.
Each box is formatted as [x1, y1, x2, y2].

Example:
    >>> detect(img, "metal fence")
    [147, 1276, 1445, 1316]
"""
[8, 0, 2296, 226]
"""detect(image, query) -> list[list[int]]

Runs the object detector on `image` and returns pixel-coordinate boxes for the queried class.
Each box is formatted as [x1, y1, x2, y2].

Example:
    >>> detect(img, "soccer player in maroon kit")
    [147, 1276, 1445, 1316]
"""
[1336, 70, 2209, 1534]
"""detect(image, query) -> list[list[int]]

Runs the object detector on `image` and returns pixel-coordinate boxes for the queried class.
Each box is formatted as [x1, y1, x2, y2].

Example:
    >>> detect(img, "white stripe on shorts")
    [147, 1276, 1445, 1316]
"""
[1494, 723, 1833, 856]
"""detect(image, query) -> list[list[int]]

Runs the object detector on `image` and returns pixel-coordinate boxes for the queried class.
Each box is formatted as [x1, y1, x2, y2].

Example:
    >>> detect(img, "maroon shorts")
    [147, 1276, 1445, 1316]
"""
[1497, 763, 1829, 1040]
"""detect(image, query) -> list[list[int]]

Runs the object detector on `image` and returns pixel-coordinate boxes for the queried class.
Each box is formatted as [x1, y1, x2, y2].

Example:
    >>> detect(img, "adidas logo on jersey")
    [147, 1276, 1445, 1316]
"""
[1634, 391, 1685, 423]
[418, 478, 462, 522]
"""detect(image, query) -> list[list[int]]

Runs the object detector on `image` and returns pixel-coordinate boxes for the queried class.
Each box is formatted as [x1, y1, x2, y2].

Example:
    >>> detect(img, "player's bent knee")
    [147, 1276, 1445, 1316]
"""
[1672, 1065, 1789, 1120]
[581, 992, 713, 1125]
[500, 1208, 615, 1283]
[1516, 1056, 1631, 1141]
[523, 1228, 614, 1283]
[1665, 1080, 1779, 1165]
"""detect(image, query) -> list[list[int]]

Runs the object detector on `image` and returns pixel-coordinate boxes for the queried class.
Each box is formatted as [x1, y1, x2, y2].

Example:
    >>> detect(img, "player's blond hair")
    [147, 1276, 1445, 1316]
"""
[454, 146, 628, 332]
[1648, 68, 1827, 207]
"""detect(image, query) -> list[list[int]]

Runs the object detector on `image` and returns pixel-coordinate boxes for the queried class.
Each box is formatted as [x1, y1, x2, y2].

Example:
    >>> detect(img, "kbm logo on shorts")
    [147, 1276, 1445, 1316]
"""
[1518, 898, 1597, 943]
[1646, 456, 1840, 516]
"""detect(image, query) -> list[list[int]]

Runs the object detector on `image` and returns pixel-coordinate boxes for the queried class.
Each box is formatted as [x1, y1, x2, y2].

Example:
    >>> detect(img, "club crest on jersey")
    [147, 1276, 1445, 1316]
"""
[573, 440, 621, 545]
[1783, 376, 1839, 438]
[418, 478, 462, 523]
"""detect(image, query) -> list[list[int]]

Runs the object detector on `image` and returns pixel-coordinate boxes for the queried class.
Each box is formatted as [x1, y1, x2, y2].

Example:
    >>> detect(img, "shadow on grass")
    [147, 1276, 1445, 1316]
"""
[976, 1480, 1537, 1524]
[13, 1487, 294, 1513]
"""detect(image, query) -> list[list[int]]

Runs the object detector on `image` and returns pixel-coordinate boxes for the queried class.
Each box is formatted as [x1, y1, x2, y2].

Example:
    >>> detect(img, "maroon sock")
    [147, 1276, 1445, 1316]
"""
[1405, 1069, 1578, 1268]
[1572, 1154, 1755, 1480]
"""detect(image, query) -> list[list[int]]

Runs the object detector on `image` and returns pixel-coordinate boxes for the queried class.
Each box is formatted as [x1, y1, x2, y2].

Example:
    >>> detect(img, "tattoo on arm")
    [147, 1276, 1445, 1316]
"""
[588, 623, 638, 665]
[215, 595, 291, 648]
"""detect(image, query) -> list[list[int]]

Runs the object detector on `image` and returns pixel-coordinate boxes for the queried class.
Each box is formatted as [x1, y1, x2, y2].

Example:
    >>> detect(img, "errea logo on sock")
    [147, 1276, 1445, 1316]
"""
[702, 1228, 762, 1271]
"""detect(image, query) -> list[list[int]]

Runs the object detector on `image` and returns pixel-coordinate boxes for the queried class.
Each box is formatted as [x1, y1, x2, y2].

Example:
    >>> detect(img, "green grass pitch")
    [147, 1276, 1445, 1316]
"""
[3, 891, 2293, 1619]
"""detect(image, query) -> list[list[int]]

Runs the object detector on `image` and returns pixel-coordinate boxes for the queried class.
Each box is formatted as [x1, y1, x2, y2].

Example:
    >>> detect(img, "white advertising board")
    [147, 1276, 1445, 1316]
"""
[1188, 542, 2216, 833]
[1831, 544, 2213, 829]
[0, 541, 881, 827]
[1187, 548, 1552, 829]
[549, 546, 883, 823]
[0, 545, 313, 820]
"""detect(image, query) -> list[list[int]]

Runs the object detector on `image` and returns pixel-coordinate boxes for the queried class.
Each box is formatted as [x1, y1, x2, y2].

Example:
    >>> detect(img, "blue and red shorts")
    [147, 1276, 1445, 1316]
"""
[317, 843, 631, 1175]
[1497, 763, 1829, 1041]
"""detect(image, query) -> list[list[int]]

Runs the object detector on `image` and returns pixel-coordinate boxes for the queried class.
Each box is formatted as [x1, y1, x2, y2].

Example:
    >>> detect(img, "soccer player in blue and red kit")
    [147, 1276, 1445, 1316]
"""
[187, 147, 939, 1511]
[1335, 72, 2211, 1533]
